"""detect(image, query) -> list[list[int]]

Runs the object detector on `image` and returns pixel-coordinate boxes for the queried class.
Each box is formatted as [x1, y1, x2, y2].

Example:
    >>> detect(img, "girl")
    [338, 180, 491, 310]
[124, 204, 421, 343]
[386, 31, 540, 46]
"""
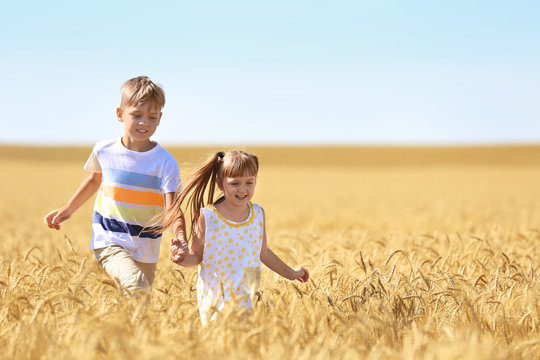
[161, 150, 309, 324]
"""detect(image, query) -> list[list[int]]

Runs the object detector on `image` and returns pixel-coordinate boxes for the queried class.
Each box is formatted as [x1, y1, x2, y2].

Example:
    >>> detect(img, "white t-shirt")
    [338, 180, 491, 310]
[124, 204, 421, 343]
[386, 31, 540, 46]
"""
[84, 138, 181, 263]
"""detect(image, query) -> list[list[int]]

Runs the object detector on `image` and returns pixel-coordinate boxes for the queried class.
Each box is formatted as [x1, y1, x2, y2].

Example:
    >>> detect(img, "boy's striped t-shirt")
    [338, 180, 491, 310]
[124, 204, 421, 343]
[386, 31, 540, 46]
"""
[84, 138, 181, 263]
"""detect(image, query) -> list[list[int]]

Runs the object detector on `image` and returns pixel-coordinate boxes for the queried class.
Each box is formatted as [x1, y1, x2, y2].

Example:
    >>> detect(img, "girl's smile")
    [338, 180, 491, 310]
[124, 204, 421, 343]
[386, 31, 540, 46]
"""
[218, 175, 257, 214]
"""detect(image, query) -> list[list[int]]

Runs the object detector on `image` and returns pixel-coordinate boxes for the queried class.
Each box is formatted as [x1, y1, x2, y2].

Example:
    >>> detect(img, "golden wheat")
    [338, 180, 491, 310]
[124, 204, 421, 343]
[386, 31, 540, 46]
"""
[0, 146, 539, 359]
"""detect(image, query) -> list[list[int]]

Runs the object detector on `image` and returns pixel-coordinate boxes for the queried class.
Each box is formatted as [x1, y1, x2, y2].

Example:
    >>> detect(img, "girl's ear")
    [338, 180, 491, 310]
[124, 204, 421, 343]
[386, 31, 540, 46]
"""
[216, 177, 223, 191]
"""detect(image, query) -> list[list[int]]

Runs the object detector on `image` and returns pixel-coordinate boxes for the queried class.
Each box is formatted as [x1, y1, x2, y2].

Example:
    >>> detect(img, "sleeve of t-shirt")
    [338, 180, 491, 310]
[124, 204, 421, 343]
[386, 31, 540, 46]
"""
[83, 144, 102, 173]
[161, 157, 181, 194]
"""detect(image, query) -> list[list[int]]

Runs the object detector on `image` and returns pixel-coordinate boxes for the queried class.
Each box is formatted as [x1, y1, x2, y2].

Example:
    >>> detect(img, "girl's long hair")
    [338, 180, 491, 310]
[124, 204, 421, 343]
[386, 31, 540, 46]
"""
[155, 150, 259, 239]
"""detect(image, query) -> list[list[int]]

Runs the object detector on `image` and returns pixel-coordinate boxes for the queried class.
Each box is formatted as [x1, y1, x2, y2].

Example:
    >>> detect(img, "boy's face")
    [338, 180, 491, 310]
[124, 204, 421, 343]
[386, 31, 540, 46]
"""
[117, 103, 162, 147]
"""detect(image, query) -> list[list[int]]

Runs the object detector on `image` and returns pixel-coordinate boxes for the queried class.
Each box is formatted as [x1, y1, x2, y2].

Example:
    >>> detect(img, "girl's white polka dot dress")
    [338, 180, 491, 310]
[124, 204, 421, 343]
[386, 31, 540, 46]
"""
[197, 202, 264, 324]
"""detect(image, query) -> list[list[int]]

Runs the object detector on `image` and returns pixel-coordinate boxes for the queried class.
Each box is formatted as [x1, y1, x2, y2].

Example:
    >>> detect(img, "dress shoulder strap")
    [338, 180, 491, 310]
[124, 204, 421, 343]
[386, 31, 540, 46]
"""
[201, 205, 213, 220]
[251, 203, 264, 221]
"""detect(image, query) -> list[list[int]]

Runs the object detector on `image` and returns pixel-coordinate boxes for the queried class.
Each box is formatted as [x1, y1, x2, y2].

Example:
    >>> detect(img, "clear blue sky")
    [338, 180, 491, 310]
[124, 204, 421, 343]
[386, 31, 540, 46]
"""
[2, 0, 539, 145]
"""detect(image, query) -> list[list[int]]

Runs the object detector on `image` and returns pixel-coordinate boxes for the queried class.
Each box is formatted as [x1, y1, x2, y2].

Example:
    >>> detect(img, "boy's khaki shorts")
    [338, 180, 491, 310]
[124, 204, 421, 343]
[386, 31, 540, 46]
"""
[94, 245, 157, 295]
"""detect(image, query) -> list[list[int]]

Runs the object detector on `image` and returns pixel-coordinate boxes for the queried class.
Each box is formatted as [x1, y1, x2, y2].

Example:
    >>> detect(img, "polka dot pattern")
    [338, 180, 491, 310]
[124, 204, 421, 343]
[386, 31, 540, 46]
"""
[196, 202, 264, 324]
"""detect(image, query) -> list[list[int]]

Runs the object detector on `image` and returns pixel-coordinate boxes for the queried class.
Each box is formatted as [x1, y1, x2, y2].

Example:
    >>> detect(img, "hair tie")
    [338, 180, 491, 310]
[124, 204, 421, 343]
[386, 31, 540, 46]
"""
[217, 151, 225, 159]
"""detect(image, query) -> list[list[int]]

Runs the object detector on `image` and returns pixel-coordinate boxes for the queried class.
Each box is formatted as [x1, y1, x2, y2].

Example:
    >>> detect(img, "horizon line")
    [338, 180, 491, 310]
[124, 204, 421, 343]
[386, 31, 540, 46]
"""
[1, 140, 540, 148]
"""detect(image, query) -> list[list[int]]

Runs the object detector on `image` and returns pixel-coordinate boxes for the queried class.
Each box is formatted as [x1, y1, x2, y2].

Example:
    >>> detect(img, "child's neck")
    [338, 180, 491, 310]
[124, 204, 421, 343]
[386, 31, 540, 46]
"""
[121, 136, 156, 152]
[215, 200, 251, 223]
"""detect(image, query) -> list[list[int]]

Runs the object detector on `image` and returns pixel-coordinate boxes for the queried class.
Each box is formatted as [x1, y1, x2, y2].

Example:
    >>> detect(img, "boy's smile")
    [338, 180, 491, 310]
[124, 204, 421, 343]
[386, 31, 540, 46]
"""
[117, 103, 162, 152]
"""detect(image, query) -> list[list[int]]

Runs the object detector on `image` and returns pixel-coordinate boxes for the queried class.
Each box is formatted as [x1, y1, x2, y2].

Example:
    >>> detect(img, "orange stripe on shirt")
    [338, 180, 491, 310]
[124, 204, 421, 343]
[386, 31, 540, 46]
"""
[102, 184, 164, 207]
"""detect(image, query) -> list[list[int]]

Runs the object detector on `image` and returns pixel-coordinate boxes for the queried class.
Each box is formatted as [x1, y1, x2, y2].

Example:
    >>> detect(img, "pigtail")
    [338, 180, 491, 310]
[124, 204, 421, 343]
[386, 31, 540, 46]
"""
[152, 152, 224, 238]
[148, 150, 259, 239]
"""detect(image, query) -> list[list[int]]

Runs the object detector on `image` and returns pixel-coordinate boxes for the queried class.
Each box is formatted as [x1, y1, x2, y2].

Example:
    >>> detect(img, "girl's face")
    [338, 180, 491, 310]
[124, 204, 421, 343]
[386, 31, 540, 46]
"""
[219, 174, 257, 208]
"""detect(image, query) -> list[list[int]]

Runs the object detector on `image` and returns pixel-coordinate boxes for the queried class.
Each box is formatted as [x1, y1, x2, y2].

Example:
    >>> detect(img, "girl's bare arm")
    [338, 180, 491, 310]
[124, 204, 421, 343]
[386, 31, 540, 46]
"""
[259, 209, 309, 282]
[174, 213, 205, 267]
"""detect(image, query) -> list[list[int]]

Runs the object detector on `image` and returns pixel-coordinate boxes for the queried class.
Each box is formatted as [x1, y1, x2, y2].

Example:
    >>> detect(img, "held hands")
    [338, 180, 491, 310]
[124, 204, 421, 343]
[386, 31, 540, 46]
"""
[170, 237, 189, 265]
[44, 207, 72, 230]
[293, 267, 310, 283]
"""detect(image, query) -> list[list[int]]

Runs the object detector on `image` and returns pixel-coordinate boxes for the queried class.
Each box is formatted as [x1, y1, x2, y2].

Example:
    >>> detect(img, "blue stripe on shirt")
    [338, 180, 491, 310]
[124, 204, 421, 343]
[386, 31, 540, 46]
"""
[102, 167, 162, 190]
[92, 211, 161, 239]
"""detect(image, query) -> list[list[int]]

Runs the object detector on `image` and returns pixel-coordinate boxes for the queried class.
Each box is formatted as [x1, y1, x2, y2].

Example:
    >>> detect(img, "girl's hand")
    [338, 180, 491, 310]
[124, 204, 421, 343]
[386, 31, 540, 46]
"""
[294, 267, 309, 283]
[170, 238, 189, 264]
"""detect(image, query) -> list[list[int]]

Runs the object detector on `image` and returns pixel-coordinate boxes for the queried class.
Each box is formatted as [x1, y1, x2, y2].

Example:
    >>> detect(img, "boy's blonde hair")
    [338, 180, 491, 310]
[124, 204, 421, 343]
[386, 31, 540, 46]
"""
[120, 76, 166, 110]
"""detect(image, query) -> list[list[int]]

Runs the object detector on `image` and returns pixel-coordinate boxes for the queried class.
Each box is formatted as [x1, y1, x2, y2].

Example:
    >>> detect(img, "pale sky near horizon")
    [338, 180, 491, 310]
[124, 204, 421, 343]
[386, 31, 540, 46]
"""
[1, 0, 539, 146]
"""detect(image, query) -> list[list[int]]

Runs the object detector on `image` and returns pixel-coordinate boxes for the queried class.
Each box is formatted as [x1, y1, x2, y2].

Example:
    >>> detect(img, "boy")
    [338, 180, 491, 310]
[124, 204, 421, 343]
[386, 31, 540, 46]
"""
[44, 76, 188, 295]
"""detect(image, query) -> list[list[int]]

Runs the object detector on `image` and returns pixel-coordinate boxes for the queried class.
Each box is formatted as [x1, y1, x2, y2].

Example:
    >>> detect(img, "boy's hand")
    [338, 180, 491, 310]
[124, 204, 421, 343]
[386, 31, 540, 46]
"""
[294, 267, 310, 283]
[44, 208, 71, 230]
[170, 238, 188, 264]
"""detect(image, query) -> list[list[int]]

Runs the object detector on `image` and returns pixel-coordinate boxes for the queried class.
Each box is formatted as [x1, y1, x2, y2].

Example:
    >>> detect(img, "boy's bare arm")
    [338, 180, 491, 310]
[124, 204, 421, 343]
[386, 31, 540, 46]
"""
[44, 172, 102, 230]
[164, 192, 189, 263]
[164, 192, 187, 241]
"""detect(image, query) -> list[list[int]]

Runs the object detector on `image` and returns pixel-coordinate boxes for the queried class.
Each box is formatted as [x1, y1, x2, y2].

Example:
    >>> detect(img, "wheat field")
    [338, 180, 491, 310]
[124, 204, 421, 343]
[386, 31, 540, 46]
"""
[1, 145, 539, 359]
